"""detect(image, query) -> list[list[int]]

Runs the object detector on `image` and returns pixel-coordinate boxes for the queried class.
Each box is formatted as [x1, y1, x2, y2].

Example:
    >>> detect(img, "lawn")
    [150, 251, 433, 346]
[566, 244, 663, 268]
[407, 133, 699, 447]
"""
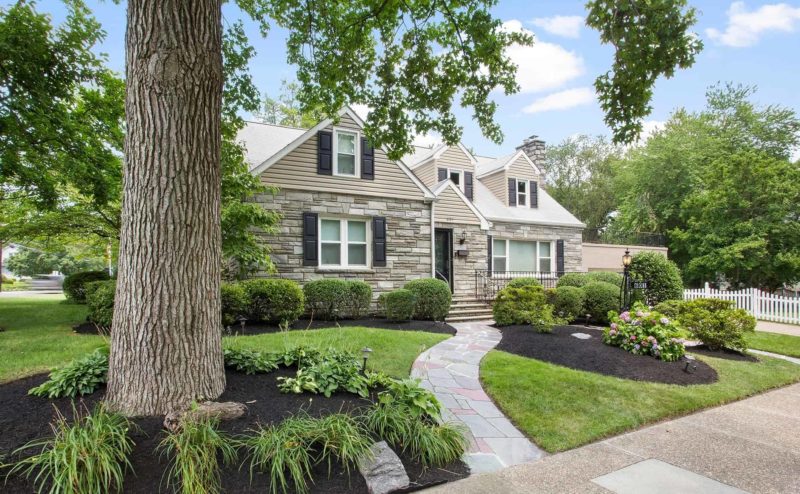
[0, 296, 447, 383]
[747, 331, 800, 358]
[481, 349, 800, 453]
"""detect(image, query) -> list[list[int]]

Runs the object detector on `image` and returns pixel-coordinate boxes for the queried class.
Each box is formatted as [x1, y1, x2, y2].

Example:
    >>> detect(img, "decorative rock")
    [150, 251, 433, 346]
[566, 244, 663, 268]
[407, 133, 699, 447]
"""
[357, 441, 410, 494]
[571, 332, 592, 340]
[164, 401, 247, 431]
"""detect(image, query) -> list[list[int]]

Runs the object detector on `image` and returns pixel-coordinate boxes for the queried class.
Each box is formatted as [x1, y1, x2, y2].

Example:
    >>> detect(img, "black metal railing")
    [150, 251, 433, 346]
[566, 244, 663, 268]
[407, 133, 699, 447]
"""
[475, 270, 570, 302]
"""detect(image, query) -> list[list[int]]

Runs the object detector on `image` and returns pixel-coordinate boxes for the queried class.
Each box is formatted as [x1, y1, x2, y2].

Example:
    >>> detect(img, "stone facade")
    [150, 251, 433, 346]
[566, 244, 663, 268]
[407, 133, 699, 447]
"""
[435, 221, 488, 297]
[490, 221, 583, 273]
[253, 189, 432, 299]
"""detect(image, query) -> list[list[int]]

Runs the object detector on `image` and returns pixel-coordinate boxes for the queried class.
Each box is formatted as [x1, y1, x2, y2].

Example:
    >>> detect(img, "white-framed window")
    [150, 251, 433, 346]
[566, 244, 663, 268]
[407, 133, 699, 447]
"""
[447, 168, 464, 191]
[492, 239, 554, 273]
[333, 129, 359, 177]
[517, 180, 528, 207]
[320, 218, 369, 267]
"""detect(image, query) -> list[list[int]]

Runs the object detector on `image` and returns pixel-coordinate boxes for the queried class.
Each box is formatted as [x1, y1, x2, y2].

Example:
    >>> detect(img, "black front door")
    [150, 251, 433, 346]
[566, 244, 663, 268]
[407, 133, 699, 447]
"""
[434, 229, 453, 291]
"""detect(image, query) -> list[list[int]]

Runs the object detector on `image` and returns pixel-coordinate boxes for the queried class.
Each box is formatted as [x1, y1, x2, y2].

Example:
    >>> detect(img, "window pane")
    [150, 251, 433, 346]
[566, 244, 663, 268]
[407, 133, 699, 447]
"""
[493, 257, 507, 272]
[517, 181, 526, 193]
[337, 154, 356, 175]
[539, 258, 551, 272]
[509, 241, 537, 271]
[337, 132, 356, 154]
[348, 221, 366, 242]
[539, 242, 551, 258]
[321, 220, 340, 241]
[493, 239, 506, 256]
[449, 171, 461, 184]
[348, 244, 367, 265]
[518, 193, 527, 206]
[321, 244, 341, 265]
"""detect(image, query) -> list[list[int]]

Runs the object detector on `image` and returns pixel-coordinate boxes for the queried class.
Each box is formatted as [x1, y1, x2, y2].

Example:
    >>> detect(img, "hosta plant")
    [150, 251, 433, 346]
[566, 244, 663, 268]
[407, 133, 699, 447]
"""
[603, 303, 686, 361]
[29, 347, 110, 398]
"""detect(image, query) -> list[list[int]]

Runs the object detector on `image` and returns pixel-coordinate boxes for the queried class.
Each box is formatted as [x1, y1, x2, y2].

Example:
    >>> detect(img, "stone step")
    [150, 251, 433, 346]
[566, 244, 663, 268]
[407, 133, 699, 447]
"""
[448, 309, 494, 318]
[446, 314, 496, 322]
[450, 302, 492, 309]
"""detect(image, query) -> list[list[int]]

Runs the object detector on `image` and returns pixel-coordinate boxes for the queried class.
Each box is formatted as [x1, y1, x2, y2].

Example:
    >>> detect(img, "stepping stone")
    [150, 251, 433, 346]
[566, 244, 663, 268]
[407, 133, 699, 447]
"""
[571, 332, 592, 340]
[358, 441, 410, 494]
[592, 459, 746, 494]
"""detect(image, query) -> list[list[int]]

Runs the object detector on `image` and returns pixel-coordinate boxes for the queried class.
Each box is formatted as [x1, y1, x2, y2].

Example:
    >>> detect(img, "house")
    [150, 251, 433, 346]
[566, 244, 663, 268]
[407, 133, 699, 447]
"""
[240, 107, 585, 319]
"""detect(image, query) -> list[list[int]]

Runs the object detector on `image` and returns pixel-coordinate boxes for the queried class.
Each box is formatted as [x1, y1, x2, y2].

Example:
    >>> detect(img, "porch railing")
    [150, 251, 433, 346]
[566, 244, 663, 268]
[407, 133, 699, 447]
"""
[475, 270, 569, 302]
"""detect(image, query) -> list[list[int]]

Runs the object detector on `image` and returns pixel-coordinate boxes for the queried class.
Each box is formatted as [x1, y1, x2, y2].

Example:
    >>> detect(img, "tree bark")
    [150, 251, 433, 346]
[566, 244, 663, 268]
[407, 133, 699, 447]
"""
[107, 0, 225, 415]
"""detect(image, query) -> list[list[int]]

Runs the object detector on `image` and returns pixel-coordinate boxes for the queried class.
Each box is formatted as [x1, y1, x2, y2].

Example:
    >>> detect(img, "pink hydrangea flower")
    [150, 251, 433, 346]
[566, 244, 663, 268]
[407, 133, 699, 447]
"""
[660, 317, 670, 325]
[630, 335, 637, 341]
[620, 312, 631, 322]
[610, 323, 618, 330]
[635, 310, 644, 317]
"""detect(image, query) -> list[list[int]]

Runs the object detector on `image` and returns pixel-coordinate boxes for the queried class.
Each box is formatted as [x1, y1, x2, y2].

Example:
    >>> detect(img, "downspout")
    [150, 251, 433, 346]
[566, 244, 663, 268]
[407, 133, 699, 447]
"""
[430, 199, 436, 277]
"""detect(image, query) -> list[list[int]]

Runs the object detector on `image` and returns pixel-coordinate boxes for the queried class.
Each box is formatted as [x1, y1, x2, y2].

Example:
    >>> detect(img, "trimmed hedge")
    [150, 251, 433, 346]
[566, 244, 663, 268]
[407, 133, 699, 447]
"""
[629, 251, 683, 305]
[221, 282, 249, 326]
[493, 285, 559, 332]
[680, 298, 756, 351]
[303, 279, 372, 320]
[86, 280, 116, 328]
[556, 272, 622, 290]
[555, 272, 588, 288]
[63, 270, 110, 303]
[404, 278, 451, 321]
[581, 281, 619, 325]
[384, 289, 417, 322]
[506, 277, 543, 289]
[242, 278, 305, 325]
[549, 286, 586, 322]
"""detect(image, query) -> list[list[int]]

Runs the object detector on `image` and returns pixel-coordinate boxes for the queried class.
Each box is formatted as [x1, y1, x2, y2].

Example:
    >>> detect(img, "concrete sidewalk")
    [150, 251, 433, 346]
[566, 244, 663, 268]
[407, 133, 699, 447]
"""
[757, 320, 800, 337]
[426, 383, 800, 494]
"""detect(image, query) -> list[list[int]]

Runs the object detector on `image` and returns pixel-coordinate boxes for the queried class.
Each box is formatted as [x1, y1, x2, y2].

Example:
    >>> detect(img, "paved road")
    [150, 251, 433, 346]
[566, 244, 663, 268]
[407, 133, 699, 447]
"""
[426, 382, 800, 493]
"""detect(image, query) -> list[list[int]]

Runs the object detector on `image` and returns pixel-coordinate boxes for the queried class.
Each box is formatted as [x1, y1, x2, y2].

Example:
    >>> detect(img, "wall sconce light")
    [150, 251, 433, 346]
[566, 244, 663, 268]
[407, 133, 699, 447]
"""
[459, 230, 467, 245]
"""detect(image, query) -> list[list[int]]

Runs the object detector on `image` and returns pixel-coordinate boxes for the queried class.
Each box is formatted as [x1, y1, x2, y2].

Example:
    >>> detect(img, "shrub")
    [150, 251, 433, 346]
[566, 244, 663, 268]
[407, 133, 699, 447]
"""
[303, 279, 372, 320]
[159, 415, 237, 494]
[493, 285, 560, 332]
[347, 280, 372, 318]
[603, 303, 686, 361]
[278, 349, 371, 398]
[62, 270, 110, 303]
[384, 289, 416, 322]
[653, 299, 687, 320]
[549, 286, 586, 322]
[242, 278, 304, 325]
[680, 298, 756, 351]
[580, 281, 619, 325]
[555, 272, 589, 288]
[629, 251, 683, 305]
[506, 277, 542, 289]
[585, 271, 623, 287]
[223, 347, 279, 374]
[29, 347, 109, 398]
[404, 278, 451, 321]
[9, 404, 133, 494]
[378, 377, 442, 419]
[220, 282, 249, 327]
[86, 280, 117, 328]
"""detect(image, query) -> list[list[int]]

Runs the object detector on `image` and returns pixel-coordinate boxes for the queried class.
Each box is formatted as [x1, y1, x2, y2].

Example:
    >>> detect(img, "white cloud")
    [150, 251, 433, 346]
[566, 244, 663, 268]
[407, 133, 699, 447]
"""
[412, 133, 441, 148]
[502, 20, 585, 93]
[638, 120, 666, 143]
[529, 15, 584, 38]
[522, 87, 595, 114]
[706, 2, 800, 47]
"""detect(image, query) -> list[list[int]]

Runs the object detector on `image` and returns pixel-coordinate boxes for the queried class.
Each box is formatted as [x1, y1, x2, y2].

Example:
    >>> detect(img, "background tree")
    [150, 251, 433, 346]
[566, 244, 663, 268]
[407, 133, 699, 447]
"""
[5, 245, 104, 277]
[253, 79, 322, 128]
[544, 135, 620, 233]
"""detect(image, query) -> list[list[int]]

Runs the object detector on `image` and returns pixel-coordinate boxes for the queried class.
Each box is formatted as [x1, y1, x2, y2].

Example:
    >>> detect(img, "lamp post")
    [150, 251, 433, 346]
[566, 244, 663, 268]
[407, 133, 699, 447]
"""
[361, 347, 373, 375]
[620, 248, 632, 312]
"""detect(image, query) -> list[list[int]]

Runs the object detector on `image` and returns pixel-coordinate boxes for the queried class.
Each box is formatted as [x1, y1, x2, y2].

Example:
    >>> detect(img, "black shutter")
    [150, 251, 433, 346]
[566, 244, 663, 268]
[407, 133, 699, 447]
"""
[437, 168, 448, 181]
[372, 216, 387, 267]
[361, 137, 374, 180]
[302, 213, 319, 266]
[317, 131, 333, 175]
[508, 178, 517, 206]
[465, 171, 474, 201]
[487, 235, 493, 271]
[530, 181, 538, 208]
[556, 239, 565, 274]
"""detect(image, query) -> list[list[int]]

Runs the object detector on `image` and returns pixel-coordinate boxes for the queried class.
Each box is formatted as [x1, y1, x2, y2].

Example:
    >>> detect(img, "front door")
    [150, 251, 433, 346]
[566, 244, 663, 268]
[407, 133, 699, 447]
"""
[434, 229, 453, 291]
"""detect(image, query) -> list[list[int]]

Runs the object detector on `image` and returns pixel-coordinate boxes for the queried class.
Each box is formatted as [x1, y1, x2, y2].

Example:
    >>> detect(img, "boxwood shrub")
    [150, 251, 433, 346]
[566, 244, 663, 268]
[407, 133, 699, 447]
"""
[585, 271, 623, 287]
[86, 280, 117, 328]
[221, 282, 249, 326]
[304, 279, 372, 320]
[629, 251, 683, 305]
[580, 281, 619, 325]
[555, 272, 588, 288]
[548, 286, 585, 322]
[242, 278, 305, 325]
[63, 270, 111, 303]
[404, 278, 451, 321]
[680, 298, 756, 351]
[347, 280, 372, 319]
[506, 277, 542, 289]
[384, 289, 416, 322]
[493, 285, 560, 332]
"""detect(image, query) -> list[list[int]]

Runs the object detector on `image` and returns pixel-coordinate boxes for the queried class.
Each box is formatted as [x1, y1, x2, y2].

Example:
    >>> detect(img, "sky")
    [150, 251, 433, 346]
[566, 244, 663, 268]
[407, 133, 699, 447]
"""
[26, 0, 800, 157]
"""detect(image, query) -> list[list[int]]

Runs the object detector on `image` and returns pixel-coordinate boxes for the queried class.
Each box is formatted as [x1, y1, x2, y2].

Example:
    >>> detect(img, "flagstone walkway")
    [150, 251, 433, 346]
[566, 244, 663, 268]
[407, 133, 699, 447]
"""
[411, 321, 545, 473]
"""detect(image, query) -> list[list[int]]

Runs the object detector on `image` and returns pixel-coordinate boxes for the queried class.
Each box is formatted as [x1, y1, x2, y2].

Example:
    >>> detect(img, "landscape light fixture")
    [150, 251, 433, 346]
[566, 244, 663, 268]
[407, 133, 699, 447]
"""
[620, 248, 633, 312]
[361, 347, 373, 375]
[238, 316, 248, 332]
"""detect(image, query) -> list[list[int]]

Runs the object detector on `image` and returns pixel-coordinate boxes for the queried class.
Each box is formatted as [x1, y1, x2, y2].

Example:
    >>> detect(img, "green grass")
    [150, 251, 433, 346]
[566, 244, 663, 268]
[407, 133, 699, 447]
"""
[747, 331, 800, 358]
[224, 328, 447, 378]
[481, 350, 800, 453]
[0, 296, 447, 383]
[0, 295, 105, 383]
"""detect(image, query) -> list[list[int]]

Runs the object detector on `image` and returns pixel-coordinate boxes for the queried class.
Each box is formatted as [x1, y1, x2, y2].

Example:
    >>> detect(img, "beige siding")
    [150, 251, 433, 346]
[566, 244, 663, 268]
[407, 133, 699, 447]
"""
[259, 114, 425, 201]
[480, 170, 507, 205]
[435, 186, 481, 225]
[507, 154, 539, 183]
[414, 161, 437, 189]
[432, 145, 475, 174]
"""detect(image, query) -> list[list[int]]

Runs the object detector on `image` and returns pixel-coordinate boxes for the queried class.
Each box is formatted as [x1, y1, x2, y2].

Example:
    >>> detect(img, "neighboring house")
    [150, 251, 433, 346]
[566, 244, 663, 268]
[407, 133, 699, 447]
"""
[239, 107, 584, 318]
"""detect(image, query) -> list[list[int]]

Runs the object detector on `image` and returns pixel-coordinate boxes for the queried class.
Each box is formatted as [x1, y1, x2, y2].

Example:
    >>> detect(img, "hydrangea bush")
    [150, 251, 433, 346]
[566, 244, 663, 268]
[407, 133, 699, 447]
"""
[602, 303, 686, 361]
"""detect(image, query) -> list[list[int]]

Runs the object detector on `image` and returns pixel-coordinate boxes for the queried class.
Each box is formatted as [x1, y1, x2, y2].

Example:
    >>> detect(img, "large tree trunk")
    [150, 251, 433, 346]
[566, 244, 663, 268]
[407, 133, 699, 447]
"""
[107, 0, 225, 415]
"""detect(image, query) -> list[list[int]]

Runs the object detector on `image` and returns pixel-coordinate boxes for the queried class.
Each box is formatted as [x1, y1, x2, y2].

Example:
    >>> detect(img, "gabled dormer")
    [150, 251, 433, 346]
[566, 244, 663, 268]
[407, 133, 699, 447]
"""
[407, 143, 477, 200]
[475, 150, 542, 208]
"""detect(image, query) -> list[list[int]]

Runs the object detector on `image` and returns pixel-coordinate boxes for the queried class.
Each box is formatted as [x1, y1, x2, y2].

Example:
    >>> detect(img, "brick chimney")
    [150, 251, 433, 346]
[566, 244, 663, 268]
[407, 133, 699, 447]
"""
[516, 135, 546, 182]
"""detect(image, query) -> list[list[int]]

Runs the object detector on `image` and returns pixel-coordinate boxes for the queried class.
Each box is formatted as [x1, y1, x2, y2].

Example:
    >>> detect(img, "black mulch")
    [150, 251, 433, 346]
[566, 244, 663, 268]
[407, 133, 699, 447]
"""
[494, 325, 719, 385]
[0, 369, 468, 494]
[72, 318, 457, 337]
[687, 344, 760, 362]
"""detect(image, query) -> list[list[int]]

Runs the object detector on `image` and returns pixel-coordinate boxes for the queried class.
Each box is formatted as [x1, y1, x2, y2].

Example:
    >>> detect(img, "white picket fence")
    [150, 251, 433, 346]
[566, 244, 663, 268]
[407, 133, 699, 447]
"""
[683, 283, 800, 325]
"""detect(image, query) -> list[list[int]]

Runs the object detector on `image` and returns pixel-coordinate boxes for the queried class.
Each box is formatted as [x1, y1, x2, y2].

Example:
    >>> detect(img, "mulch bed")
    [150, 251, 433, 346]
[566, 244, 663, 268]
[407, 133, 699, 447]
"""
[0, 369, 468, 494]
[495, 325, 719, 385]
[73, 318, 457, 337]
[687, 344, 760, 362]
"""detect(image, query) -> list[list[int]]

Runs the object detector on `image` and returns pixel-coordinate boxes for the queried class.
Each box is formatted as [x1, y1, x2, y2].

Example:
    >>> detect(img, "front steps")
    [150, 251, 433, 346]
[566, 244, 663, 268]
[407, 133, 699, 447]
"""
[446, 296, 493, 322]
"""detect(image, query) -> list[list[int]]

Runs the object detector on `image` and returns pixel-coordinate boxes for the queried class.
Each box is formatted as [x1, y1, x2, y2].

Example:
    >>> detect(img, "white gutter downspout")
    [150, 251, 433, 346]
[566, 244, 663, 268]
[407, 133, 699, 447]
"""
[430, 200, 436, 277]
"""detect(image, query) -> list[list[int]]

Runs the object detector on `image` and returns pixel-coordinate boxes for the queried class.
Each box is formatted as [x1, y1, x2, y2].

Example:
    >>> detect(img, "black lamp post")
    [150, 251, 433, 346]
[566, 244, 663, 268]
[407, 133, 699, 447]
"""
[361, 347, 373, 375]
[620, 248, 633, 312]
